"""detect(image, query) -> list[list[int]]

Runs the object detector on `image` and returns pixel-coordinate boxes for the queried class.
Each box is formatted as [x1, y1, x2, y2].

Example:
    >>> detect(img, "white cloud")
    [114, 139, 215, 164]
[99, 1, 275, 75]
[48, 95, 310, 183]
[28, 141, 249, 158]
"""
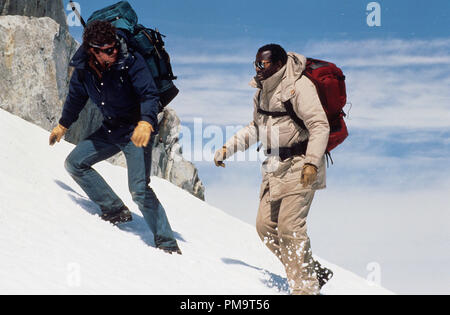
[302, 38, 450, 64]
[172, 38, 450, 67]
[309, 187, 450, 295]
[172, 54, 250, 65]
[169, 38, 450, 130]
[169, 66, 256, 125]
[340, 55, 450, 67]
[344, 67, 450, 129]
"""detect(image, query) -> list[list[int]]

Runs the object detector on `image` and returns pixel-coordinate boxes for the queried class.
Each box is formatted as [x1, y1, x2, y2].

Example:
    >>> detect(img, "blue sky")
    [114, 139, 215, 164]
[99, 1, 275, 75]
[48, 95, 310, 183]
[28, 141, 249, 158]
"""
[67, 0, 450, 42]
[65, 1, 450, 294]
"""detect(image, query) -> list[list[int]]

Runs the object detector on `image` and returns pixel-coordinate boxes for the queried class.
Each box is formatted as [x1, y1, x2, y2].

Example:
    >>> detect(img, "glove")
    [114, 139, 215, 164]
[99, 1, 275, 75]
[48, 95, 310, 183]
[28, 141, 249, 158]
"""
[214, 146, 227, 168]
[300, 163, 318, 188]
[49, 124, 67, 146]
[131, 121, 154, 147]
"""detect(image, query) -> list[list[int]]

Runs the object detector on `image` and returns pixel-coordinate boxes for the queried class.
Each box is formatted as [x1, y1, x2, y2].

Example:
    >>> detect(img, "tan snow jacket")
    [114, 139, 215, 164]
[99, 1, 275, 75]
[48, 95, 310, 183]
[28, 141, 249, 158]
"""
[224, 52, 330, 201]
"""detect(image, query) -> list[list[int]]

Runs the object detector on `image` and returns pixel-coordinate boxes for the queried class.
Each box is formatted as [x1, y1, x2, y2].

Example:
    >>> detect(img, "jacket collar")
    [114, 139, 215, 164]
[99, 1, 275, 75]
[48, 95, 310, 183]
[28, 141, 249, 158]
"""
[249, 52, 307, 102]
[260, 64, 286, 93]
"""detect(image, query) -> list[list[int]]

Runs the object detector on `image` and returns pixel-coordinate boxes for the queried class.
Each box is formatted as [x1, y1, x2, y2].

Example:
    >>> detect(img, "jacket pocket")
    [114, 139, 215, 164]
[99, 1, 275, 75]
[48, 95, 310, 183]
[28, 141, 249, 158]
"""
[289, 156, 305, 173]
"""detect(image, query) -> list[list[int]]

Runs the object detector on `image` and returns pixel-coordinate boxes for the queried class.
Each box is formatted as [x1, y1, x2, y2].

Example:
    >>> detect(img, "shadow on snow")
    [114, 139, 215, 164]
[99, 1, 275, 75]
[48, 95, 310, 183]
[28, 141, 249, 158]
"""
[54, 179, 186, 248]
[221, 258, 290, 294]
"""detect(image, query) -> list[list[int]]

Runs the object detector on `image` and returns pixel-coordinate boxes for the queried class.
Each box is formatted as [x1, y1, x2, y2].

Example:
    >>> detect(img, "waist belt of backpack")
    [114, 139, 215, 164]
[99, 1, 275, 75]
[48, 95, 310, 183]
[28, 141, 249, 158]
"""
[264, 140, 308, 161]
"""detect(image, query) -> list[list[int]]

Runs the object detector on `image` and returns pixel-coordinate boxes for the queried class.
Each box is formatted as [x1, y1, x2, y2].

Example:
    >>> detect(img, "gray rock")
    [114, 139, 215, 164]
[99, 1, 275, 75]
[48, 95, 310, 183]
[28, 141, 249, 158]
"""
[0, 16, 77, 130]
[152, 108, 205, 200]
[0, 0, 68, 31]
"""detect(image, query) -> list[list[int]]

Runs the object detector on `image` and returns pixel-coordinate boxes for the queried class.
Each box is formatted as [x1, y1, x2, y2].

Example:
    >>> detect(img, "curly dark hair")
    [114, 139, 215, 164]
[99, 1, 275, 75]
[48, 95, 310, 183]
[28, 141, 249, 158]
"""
[82, 20, 117, 51]
[257, 44, 288, 65]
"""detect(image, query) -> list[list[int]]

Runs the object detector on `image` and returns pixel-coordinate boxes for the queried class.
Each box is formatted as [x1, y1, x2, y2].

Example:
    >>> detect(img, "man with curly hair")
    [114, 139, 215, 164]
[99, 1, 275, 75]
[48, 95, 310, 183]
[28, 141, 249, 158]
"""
[49, 20, 181, 255]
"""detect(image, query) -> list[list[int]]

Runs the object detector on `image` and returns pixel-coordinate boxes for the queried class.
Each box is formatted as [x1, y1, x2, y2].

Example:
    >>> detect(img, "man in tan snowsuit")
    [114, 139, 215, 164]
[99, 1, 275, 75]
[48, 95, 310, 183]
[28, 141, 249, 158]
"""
[214, 44, 332, 295]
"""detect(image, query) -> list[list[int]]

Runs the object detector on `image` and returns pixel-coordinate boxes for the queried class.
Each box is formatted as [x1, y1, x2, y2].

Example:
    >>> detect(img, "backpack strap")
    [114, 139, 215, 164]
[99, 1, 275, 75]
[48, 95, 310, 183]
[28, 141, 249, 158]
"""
[283, 100, 307, 130]
[256, 90, 288, 117]
[284, 99, 333, 166]
[255, 90, 307, 130]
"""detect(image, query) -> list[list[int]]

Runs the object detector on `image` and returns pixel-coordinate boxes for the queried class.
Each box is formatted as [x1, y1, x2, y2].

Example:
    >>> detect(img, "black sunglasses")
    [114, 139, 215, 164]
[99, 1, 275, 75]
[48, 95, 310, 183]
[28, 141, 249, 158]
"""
[90, 42, 119, 56]
[254, 60, 271, 70]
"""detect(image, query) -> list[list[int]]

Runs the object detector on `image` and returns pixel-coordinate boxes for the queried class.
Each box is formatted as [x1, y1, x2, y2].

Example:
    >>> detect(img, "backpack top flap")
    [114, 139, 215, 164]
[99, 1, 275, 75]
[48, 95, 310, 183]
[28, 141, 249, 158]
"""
[87, 1, 138, 33]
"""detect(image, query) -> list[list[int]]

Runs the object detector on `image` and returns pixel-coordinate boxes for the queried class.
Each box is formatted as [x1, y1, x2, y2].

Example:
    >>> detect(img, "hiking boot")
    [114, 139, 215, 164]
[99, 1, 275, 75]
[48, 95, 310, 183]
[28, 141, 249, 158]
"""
[101, 206, 132, 225]
[314, 261, 334, 289]
[159, 247, 182, 255]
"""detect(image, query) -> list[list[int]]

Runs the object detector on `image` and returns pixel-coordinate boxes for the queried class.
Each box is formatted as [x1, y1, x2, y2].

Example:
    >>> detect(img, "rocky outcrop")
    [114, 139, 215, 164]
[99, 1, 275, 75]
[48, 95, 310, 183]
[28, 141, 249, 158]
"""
[0, 12, 205, 200]
[150, 108, 205, 200]
[0, 15, 77, 130]
[0, 0, 68, 31]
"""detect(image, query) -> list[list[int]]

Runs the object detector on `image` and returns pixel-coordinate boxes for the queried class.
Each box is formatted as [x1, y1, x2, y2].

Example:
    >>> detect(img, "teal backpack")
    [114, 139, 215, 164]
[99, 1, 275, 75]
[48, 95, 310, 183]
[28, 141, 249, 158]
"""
[86, 1, 178, 108]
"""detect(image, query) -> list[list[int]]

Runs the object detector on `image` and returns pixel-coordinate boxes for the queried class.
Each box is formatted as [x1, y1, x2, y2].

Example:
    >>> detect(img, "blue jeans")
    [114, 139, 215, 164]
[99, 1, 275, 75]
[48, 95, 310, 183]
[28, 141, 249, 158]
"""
[64, 127, 179, 250]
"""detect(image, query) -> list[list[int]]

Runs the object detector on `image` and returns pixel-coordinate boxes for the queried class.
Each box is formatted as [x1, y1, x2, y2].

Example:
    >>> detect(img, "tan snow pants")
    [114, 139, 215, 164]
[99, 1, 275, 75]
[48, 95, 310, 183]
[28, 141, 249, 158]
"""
[256, 187, 320, 295]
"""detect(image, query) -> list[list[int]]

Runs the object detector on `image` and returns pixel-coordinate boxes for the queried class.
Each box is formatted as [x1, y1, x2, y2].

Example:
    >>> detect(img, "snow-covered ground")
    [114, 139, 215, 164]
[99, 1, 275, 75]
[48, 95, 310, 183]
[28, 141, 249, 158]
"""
[0, 109, 393, 295]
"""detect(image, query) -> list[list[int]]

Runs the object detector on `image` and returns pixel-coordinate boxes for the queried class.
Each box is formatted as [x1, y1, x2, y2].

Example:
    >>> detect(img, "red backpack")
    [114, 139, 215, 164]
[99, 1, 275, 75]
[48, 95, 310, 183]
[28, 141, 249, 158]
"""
[283, 58, 348, 153]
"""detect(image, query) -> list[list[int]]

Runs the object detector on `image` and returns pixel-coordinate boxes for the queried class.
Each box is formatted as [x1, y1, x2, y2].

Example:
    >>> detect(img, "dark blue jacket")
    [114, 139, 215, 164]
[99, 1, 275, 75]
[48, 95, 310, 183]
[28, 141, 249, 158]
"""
[59, 31, 160, 143]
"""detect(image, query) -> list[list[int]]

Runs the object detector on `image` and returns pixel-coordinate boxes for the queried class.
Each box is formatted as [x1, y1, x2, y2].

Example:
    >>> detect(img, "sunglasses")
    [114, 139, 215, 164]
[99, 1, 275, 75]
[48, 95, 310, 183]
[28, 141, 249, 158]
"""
[254, 60, 271, 70]
[90, 42, 119, 56]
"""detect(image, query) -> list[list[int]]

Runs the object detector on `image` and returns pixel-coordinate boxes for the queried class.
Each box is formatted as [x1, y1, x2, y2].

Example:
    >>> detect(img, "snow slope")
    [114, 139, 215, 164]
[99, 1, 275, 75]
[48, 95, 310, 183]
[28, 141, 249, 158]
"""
[0, 109, 393, 295]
